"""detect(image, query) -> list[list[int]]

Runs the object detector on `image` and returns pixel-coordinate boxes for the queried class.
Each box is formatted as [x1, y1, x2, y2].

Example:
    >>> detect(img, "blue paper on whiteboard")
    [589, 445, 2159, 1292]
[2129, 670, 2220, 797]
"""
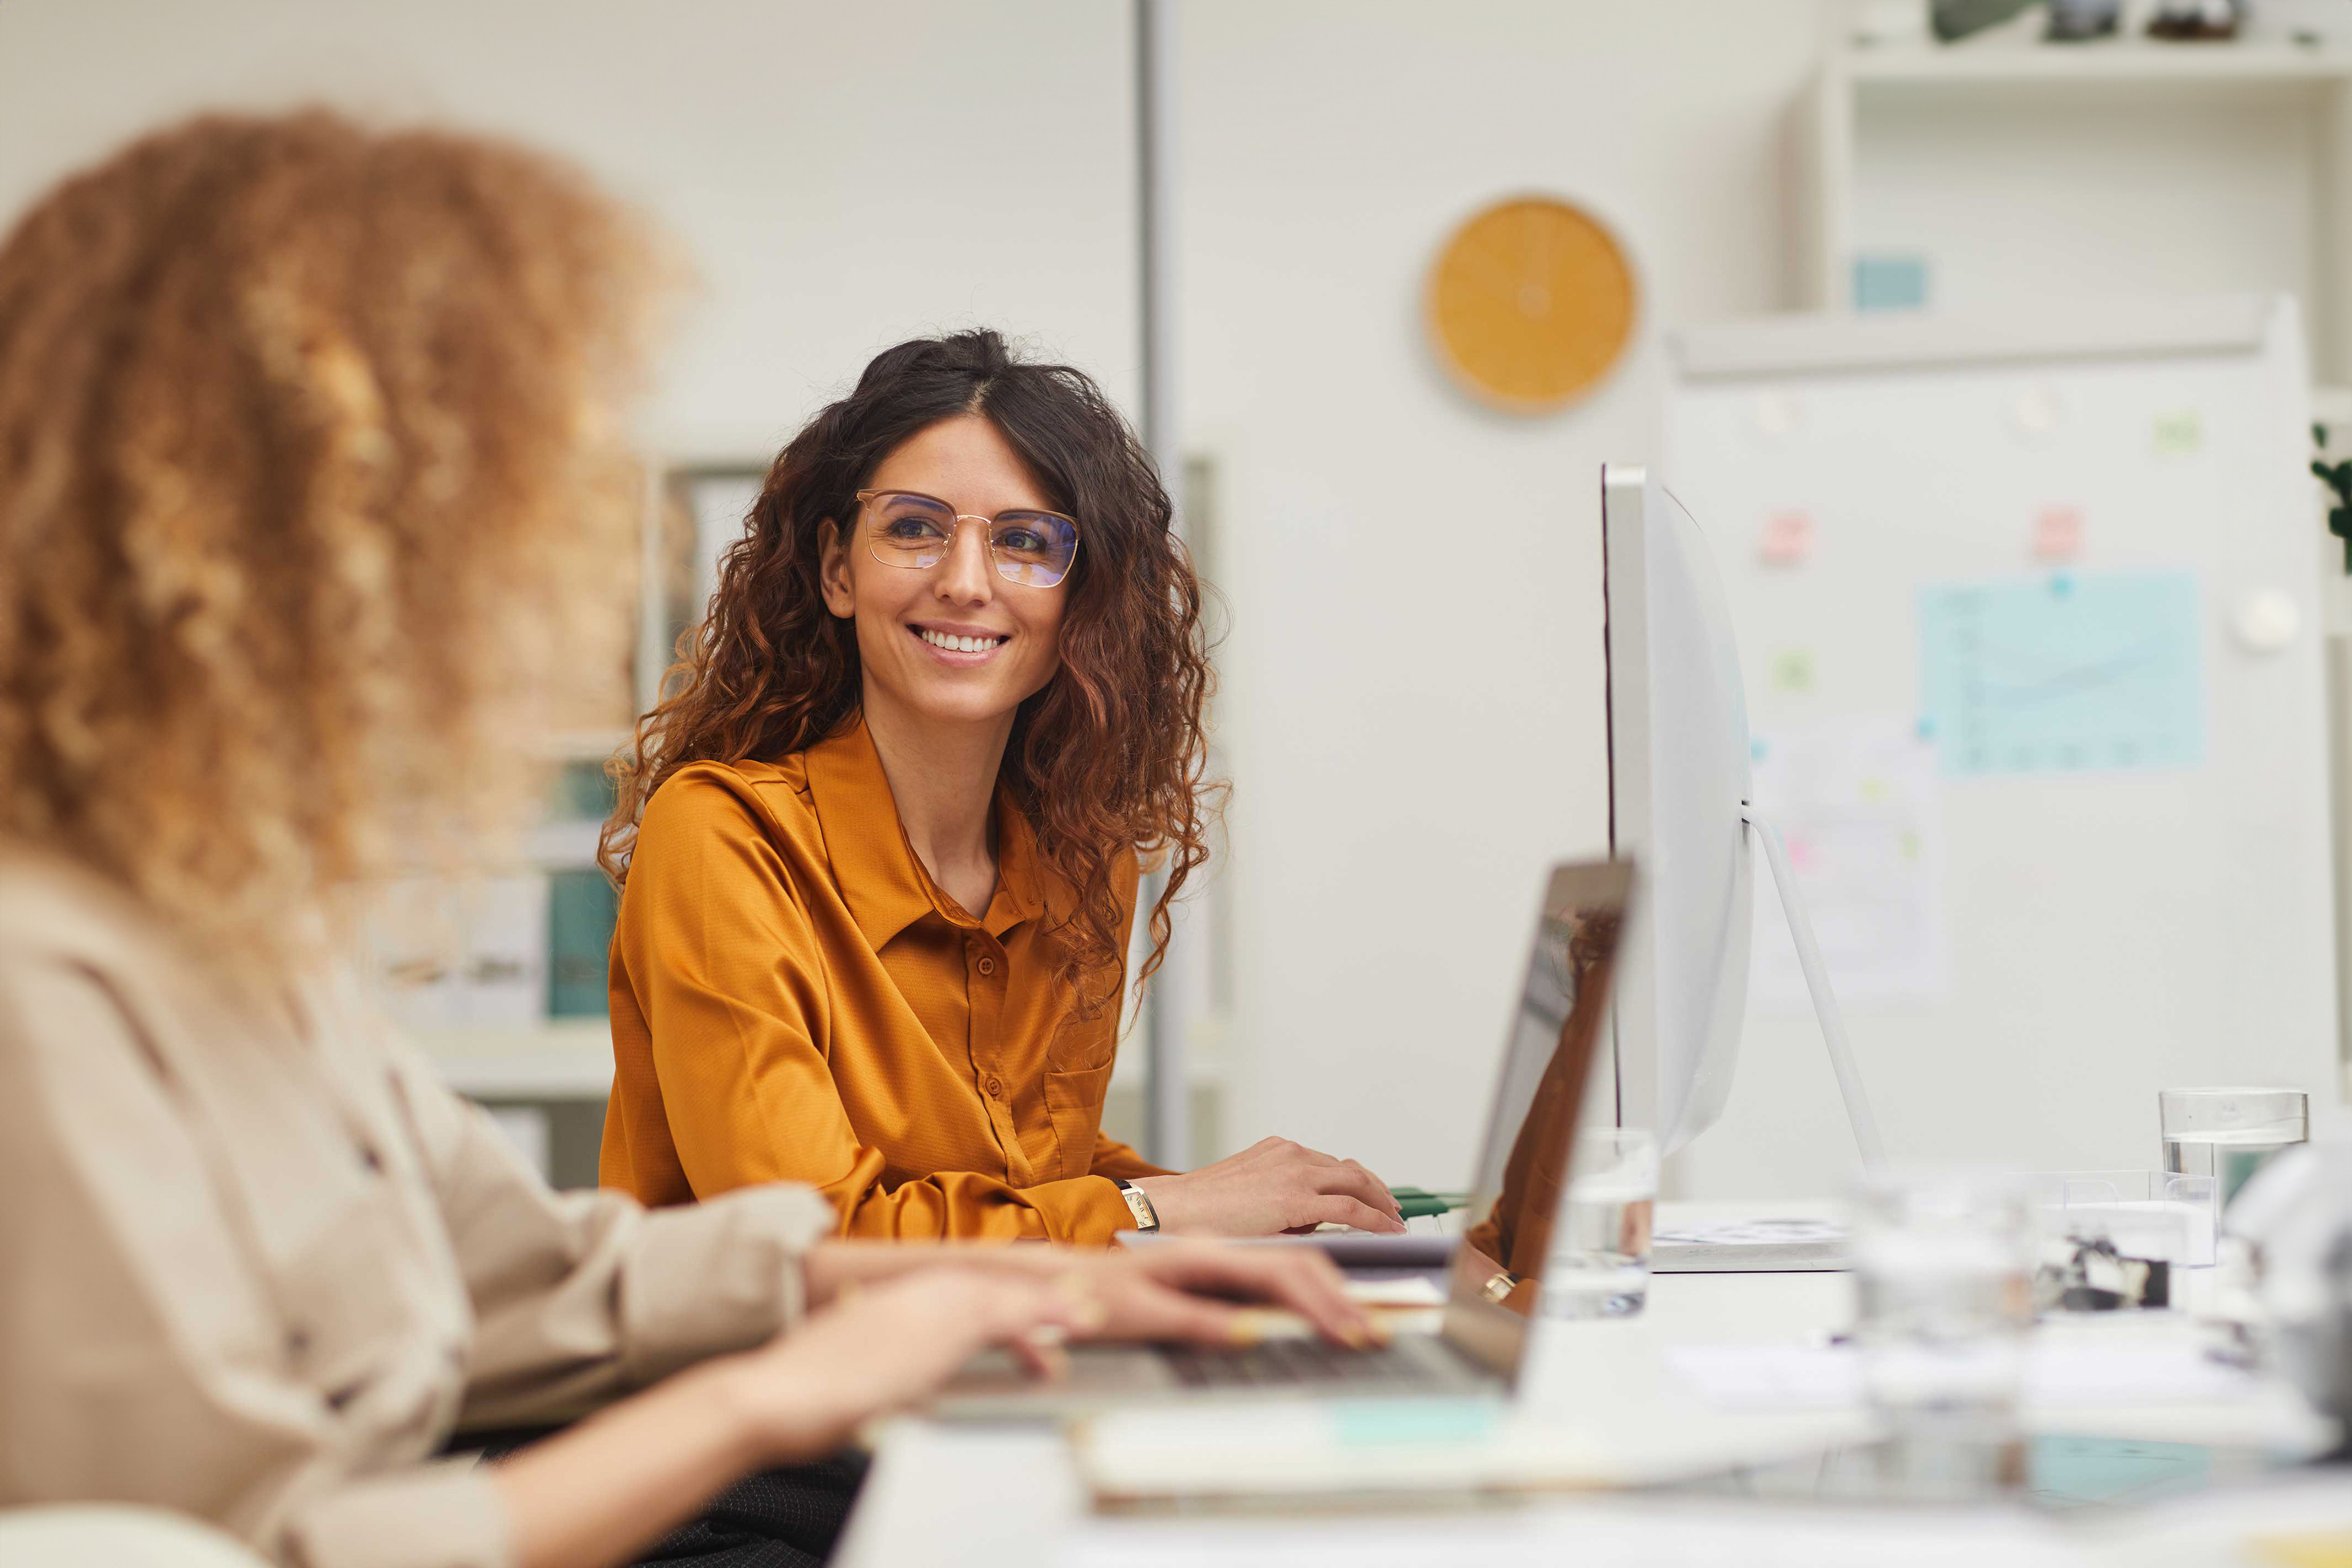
[1917, 571, 2204, 777]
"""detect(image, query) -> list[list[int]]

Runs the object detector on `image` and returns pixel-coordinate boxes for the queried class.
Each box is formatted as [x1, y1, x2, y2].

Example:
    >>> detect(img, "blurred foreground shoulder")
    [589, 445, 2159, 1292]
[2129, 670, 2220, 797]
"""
[0, 851, 184, 1014]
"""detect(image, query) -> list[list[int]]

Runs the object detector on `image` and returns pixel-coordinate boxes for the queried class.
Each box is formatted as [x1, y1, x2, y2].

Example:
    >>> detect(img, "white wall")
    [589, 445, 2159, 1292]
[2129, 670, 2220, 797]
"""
[0, 0, 1140, 453]
[1177, 1, 1840, 1188]
[2, 0, 1875, 1196]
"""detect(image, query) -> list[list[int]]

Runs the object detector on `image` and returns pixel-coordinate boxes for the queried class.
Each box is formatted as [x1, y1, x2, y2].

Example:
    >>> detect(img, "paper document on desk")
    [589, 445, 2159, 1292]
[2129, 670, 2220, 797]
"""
[1074, 1398, 1842, 1506]
[1667, 1342, 2261, 1411]
[1749, 715, 1947, 1011]
[1343, 1277, 1448, 1308]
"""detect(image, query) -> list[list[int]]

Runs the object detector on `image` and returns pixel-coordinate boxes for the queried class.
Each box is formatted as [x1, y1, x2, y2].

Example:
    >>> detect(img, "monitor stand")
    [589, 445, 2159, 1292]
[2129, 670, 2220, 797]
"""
[1651, 805, 1888, 1275]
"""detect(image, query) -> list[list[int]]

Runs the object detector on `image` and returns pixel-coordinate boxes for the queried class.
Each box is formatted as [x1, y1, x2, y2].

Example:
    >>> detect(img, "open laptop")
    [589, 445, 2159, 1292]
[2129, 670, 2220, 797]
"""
[932, 858, 1630, 1421]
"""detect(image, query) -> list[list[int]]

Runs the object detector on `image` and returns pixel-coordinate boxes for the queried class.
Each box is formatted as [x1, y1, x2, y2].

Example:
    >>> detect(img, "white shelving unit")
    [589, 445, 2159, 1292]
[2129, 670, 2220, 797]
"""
[1797, 39, 2352, 379]
[410, 726, 632, 1106]
[422, 1019, 616, 1099]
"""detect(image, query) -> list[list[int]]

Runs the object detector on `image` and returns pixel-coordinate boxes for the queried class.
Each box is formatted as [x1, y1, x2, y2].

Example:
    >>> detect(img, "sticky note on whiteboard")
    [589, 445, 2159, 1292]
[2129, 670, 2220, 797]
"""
[1917, 571, 2204, 777]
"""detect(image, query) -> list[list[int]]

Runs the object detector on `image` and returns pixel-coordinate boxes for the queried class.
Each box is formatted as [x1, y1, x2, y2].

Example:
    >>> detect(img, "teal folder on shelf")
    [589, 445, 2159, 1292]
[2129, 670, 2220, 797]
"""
[546, 867, 619, 1017]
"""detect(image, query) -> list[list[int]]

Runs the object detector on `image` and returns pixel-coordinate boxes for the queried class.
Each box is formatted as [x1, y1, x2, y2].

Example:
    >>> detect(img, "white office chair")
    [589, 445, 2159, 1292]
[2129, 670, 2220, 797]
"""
[0, 1506, 268, 1567]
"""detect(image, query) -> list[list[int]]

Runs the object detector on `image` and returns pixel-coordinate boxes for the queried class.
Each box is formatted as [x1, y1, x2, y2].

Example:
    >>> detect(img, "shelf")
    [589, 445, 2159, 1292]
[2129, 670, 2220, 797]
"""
[418, 1019, 1223, 1104]
[1798, 39, 2352, 382]
[417, 1019, 613, 1099]
[522, 818, 606, 868]
[1838, 41, 2352, 86]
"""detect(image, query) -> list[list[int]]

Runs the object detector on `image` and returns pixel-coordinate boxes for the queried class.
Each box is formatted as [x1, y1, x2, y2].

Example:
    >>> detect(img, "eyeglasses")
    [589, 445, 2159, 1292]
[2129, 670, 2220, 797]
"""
[854, 489, 1081, 589]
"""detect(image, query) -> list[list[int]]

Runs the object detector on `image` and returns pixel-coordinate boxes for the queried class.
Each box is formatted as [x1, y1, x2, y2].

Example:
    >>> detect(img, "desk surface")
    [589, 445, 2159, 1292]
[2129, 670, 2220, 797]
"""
[834, 1205, 2342, 1568]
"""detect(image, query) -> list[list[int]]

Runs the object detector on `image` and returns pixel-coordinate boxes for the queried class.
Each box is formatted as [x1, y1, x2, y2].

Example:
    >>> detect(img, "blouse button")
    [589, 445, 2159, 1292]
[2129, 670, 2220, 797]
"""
[976, 956, 997, 976]
[986, 1076, 1004, 1098]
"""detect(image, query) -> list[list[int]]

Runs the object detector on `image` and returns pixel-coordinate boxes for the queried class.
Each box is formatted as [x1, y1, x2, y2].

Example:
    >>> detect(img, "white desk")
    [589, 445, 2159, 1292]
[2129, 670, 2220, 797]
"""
[836, 1208, 2343, 1568]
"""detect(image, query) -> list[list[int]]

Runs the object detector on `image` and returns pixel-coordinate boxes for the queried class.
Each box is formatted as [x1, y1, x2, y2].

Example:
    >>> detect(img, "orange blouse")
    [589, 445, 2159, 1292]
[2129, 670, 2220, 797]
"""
[598, 714, 1166, 1243]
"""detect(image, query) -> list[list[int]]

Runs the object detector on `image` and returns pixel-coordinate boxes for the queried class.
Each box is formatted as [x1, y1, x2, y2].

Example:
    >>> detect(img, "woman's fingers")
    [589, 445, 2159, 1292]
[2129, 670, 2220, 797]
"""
[1286, 1148, 1404, 1223]
[1343, 1159, 1407, 1221]
[1313, 1161, 1406, 1226]
[1007, 1330, 1070, 1381]
[893, 1271, 1101, 1365]
[737, 1272, 1074, 1442]
[914, 1275, 1091, 1382]
[1110, 1260, 1354, 1351]
[1121, 1286, 1244, 1348]
[1300, 1194, 1406, 1234]
[1100, 1245, 1378, 1348]
[1205, 1250, 1376, 1346]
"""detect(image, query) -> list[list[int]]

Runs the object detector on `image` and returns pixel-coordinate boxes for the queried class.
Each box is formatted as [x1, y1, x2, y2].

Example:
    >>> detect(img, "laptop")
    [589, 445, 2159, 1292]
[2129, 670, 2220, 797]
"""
[930, 858, 1630, 1421]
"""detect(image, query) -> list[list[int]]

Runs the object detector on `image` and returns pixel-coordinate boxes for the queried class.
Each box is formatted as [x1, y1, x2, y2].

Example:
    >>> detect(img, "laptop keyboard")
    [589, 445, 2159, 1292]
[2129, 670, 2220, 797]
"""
[1160, 1336, 1425, 1389]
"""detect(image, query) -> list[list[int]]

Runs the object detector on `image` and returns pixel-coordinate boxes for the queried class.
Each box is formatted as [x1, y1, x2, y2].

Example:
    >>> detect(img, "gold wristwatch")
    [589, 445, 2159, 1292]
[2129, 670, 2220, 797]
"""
[1114, 1178, 1160, 1233]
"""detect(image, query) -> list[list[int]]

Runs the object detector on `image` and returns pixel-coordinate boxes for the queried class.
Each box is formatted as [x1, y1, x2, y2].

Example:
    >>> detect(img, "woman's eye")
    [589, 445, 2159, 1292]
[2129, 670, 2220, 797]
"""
[997, 528, 1047, 554]
[884, 516, 947, 541]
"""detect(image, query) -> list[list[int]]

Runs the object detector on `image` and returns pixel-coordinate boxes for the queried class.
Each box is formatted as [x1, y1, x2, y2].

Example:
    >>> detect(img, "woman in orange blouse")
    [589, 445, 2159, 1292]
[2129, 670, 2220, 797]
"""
[600, 331, 1404, 1243]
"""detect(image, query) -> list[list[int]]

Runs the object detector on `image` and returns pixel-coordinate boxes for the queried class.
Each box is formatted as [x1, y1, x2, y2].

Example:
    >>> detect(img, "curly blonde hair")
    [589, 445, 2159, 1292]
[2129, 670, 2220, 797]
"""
[0, 110, 661, 970]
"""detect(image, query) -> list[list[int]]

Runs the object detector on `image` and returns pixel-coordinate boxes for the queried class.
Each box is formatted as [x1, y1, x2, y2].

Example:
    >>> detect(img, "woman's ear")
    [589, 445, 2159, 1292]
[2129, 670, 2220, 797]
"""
[817, 518, 856, 619]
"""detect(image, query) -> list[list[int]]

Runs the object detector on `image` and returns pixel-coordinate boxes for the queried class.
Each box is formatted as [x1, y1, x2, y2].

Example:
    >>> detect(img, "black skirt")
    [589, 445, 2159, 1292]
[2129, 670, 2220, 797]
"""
[466, 1430, 869, 1568]
[630, 1453, 870, 1568]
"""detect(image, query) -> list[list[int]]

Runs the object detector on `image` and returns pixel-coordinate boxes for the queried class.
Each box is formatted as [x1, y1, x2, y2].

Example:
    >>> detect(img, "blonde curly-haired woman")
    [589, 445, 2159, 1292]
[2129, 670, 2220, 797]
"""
[0, 112, 1366, 1568]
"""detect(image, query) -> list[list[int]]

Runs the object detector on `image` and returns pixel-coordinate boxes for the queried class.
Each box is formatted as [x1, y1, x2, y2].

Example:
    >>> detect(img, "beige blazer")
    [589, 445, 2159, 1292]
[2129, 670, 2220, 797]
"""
[0, 853, 834, 1568]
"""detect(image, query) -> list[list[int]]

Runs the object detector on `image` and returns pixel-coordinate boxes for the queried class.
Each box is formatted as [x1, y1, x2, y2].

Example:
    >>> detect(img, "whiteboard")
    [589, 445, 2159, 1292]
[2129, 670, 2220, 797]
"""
[1662, 295, 2339, 1199]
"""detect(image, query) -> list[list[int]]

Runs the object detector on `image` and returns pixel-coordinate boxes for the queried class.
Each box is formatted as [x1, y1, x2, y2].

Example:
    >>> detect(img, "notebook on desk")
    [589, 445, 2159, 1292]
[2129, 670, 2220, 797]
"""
[929, 858, 1630, 1424]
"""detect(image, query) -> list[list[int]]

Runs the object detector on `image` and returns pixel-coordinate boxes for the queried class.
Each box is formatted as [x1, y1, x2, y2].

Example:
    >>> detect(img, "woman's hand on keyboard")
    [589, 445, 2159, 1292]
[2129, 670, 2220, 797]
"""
[1132, 1137, 1408, 1237]
[1050, 1240, 1382, 1348]
[724, 1268, 1100, 1458]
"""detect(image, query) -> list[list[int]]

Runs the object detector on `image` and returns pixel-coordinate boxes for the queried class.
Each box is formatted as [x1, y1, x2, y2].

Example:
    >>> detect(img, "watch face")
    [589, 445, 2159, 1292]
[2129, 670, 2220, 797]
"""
[1121, 1186, 1158, 1230]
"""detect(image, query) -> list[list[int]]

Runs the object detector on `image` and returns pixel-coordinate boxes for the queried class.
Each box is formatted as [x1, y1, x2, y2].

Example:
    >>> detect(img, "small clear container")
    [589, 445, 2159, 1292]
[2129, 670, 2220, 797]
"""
[1852, 1167, 2035, 1437]
[1547, 1128, 1656, 1320]
[2158, 1088, 2308, 1208]
[2027, 1169, 2218, 1270]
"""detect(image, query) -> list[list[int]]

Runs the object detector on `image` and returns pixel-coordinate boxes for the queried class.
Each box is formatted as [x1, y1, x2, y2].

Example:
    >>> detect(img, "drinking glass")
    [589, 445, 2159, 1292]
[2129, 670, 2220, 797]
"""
[1852, 1167, 2035, 1436]
[2158, 1088, 2308, 1209]
[1547, 1128, 1656, 1319]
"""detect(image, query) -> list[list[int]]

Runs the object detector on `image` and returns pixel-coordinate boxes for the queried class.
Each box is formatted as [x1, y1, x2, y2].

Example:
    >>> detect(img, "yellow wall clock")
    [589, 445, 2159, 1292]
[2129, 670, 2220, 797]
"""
[1426, 195, 1637, 415]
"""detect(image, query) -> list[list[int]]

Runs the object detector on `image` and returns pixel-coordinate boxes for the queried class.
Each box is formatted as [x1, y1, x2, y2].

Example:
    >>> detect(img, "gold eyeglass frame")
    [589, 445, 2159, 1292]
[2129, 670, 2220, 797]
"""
[853, 488, 1082, 587]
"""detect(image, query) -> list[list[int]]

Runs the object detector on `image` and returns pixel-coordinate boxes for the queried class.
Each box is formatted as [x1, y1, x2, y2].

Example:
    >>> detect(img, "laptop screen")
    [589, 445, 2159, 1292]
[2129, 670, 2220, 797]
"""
[1439, 859, 1631, 1380]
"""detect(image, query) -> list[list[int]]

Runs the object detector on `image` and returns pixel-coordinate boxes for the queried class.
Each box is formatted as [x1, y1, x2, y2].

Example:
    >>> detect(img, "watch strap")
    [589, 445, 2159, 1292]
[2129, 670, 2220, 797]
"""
[1113, 1177, 1160, 1233]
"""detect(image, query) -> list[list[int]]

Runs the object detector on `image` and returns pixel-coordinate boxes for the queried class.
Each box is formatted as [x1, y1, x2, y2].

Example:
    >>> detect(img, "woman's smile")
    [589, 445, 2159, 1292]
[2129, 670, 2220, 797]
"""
[910, 620, 1012, 663]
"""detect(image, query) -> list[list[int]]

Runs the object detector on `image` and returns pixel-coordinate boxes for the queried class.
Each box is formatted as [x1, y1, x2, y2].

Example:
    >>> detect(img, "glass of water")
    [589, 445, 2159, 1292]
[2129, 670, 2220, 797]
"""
[1852, 1167, 2035, 1436]
[2158, 1088, 2308, 1209]
[1548, 1127, 1657, 1319]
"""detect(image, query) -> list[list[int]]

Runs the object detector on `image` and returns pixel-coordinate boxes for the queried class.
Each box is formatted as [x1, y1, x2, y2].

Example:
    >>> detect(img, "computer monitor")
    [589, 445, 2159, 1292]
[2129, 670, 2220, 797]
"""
[1600, 464, 1886, 1171]
[1600, 466, 1754, 1155]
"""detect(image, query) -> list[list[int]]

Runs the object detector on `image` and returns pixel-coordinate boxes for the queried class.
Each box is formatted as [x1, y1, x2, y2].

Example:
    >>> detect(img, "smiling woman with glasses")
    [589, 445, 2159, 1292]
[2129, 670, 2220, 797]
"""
[597, 330, 1405, 1247]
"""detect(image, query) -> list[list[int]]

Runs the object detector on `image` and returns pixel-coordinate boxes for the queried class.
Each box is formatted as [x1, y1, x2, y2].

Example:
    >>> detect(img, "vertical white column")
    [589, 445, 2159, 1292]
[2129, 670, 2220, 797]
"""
[1136, 0, 1194, 1169]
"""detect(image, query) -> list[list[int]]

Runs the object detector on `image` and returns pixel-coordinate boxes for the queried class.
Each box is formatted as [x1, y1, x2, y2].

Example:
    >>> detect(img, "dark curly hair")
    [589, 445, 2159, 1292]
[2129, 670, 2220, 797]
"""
[601, 330, 1215, 1012]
